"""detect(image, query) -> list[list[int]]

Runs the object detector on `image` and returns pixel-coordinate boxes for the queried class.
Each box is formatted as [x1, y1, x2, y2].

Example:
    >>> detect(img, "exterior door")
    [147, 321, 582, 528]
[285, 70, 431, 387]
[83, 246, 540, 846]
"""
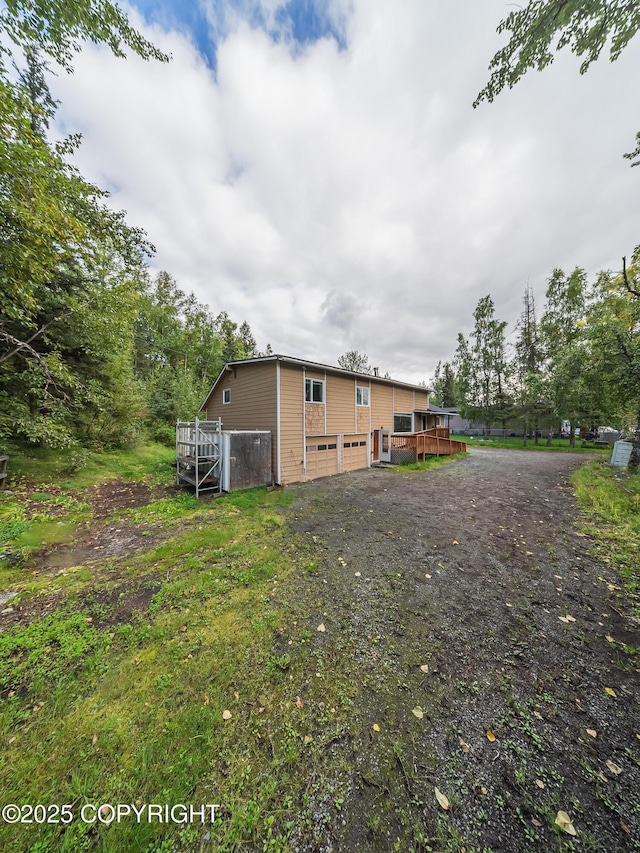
[379, 430, 391, 462]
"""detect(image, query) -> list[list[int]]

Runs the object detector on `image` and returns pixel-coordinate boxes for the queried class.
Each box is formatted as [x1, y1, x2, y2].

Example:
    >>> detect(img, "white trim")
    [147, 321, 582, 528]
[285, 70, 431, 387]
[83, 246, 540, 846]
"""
[222, 388, 231, 404]
[324, 371, 327, 433]
[276, 361, 281, 484]
[302, 368, 306, 474]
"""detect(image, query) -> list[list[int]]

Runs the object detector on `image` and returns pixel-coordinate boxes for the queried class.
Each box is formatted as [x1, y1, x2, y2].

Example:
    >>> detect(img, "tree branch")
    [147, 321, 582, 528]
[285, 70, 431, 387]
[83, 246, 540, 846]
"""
[622, 256, 640, 298]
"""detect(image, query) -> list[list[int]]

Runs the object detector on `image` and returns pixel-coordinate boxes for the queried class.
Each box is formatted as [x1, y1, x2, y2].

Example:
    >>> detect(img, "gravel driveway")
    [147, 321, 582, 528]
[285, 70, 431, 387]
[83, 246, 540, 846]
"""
[286, 448, 639, 852]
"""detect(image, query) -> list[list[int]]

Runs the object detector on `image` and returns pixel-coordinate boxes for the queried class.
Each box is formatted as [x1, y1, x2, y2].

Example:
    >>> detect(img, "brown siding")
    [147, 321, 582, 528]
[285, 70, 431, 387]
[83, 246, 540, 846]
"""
[371, 383, 393, 430]
[393, 387, 414, 413]
[356, 406, 370, 432]
[305, 403, 325, 434]
[326, 374, 356, 434]
[205, 362, 276, 431]
[280, 363, 304, 484]
[204, 361, 277, 477]
[415, 390, 429, 410]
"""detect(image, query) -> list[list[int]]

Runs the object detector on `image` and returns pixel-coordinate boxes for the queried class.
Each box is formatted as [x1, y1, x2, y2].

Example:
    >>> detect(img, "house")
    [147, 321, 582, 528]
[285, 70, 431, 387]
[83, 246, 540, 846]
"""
[200, 354, 460, 485]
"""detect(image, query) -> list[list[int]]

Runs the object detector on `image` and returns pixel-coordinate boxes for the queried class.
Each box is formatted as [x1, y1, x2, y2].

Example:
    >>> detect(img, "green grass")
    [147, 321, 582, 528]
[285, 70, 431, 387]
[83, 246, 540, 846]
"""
[396, 451, 469, 473]
[0, 443, 174, 567]
[460, 435, 610, 453]
[0, 483, 323, 852]
[572, 460, 640, 622]
[4, 442, 175, 489]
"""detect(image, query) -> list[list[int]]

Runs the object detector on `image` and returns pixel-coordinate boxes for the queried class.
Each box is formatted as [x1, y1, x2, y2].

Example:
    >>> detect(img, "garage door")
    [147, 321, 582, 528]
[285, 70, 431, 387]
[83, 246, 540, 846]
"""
[305, 437, 339, 480]
[342, 434, 368, 472]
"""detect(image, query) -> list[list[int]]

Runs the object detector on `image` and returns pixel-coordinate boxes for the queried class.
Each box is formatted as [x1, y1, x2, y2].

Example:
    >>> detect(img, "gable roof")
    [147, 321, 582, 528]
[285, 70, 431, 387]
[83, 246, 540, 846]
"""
[200, 354, 433, 411]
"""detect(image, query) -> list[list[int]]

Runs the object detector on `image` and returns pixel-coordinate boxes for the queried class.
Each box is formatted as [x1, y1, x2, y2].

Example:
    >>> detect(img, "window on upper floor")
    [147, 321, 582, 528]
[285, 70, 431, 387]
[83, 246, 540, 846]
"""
[223, 388, 231, 404]
[356, 386, 370, 406]
[305, 378, 325, 403]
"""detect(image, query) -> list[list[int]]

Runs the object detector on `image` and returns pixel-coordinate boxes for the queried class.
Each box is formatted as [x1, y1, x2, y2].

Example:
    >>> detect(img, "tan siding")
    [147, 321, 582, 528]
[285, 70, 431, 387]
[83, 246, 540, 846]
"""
[371, 383, 393, 430]
[415, 390, 429, 410]
[305, 403, 325, 434]
[326, 374, 356, 434]
[305, 370, 325, 381]
[356, 406, 370, 432]
[394, 387, 414, 413]
[205, 362, 276, 432]
[280, 364, 304, 484]
[204, 362, 277, 479]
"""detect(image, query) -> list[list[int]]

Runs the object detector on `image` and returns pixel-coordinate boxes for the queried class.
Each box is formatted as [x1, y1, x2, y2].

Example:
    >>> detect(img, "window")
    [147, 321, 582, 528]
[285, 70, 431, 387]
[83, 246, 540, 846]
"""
[393, 413, 412, 432]
[328, 443, 337, 450]
[305, 378, 325, 403]
[318, 444, 327, 451]
[359, 440, 367, 446]
[343, 442, 351, 448]
[223, 388, 231, 404]
[356, 386, 370, 406]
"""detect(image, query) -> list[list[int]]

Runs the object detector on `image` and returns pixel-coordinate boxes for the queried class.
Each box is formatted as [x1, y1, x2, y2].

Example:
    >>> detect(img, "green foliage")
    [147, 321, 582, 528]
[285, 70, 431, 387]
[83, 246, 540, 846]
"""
[572, 461, 640, 618]
[455, 295, 510, 429]
[475, 1, 640, 163]
[337, 350, 372, 374]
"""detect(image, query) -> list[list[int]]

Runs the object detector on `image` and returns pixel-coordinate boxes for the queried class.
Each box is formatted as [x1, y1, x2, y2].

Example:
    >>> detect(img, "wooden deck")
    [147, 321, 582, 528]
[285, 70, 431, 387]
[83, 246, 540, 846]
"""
[390, 428, 466, 460]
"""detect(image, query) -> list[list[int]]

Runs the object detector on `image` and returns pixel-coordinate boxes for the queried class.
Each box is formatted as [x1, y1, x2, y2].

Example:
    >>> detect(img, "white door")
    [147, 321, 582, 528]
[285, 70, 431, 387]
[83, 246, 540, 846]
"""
[379, 430, 391, 462]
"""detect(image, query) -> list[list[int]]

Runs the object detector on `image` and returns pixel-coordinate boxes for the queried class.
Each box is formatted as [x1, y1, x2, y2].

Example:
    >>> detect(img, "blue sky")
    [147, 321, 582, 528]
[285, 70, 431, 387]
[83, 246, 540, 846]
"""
[130, 0, 347, 69]
[51, 1, 640, 383]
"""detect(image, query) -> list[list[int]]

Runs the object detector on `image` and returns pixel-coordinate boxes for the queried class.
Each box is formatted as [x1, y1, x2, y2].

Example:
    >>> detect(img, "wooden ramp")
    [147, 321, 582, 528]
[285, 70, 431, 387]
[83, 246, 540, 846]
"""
[390, 428, 466, 462]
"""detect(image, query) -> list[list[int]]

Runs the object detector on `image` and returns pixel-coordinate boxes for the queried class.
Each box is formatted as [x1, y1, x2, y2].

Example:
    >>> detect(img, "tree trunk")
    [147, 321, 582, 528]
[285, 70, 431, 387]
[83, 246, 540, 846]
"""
[569, 421, 576, 448]
[546, 427, 553, 446]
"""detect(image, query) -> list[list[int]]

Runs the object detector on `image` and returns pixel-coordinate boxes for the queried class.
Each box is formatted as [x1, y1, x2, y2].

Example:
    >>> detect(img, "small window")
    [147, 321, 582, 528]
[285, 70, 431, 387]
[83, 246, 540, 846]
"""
[359, 440, 367, 446]
[356, 386, 370, 406]
[306, 445, 317, 452]
[318, 444, 327, 451]
[343, 442, 351, 448]
[393, 413, 412, 432]
[328, 443, 337, 450]
[305, 378, 325, 403]
[223, 388, 231, 404]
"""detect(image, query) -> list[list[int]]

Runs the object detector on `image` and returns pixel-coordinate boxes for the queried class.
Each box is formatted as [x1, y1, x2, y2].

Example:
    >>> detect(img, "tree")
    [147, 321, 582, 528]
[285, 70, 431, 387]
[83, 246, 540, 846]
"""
[0, 1, 169, 447]
[586, 256, 640, 467]
[474, 1, 640, 163]
[337, 350, 372, 374]
[540, 267, 589, 446]
[432, 361, 457, 407]
[514, 284, 547, 444]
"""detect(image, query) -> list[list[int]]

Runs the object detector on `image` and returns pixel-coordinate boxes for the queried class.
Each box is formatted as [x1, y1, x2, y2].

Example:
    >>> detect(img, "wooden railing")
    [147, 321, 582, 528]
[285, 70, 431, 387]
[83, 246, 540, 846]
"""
[390, 428, 466, 459]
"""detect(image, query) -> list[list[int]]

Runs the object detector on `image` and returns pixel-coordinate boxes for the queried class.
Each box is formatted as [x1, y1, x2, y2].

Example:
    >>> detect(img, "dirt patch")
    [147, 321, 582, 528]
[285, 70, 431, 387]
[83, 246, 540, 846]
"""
[285, 449, 639, 852]
[84, 479, 176, 518]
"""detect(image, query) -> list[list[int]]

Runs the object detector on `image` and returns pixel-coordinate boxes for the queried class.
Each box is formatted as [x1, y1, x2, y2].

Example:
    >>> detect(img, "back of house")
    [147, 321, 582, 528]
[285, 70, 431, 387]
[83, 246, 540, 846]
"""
[200, 354, 448, 485]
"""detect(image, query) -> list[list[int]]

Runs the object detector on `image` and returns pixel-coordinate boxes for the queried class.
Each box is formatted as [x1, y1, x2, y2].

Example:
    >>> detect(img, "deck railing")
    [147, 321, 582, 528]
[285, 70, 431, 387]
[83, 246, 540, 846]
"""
[390, 428, 466, 459]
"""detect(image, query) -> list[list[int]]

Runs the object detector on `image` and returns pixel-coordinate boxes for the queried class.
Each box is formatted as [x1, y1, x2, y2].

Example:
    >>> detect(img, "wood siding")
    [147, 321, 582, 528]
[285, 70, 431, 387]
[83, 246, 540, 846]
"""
[393, 387, 414, 413]
[280, 363, 305, 484]
[326, 373, 356, 434]
[203, 361, 277, 476]
[415, 389, 429, 410]
[305, 403, 325, 434]
[371, 383, 393, 430]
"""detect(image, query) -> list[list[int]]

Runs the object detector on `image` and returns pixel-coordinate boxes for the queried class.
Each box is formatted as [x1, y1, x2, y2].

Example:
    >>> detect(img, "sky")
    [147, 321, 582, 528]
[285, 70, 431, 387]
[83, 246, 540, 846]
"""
[50, 0, 640, 385]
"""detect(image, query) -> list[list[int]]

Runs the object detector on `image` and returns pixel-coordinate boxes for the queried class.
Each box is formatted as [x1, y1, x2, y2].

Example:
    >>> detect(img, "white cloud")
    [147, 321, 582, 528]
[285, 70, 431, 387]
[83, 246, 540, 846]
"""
[52, 0, 640, 384]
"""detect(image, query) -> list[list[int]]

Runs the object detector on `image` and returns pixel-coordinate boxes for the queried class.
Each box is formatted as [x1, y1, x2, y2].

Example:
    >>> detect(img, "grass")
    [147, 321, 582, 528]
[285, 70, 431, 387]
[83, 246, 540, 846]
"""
[396, 451, 469, 473]
[4, 442, 175, 489]
[460, 435, 610, 453]
[0, 481, 324, 852]
[572, 459, 640, 622]
[0, 443, 174, 569]
[0, 446, 369, 852]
